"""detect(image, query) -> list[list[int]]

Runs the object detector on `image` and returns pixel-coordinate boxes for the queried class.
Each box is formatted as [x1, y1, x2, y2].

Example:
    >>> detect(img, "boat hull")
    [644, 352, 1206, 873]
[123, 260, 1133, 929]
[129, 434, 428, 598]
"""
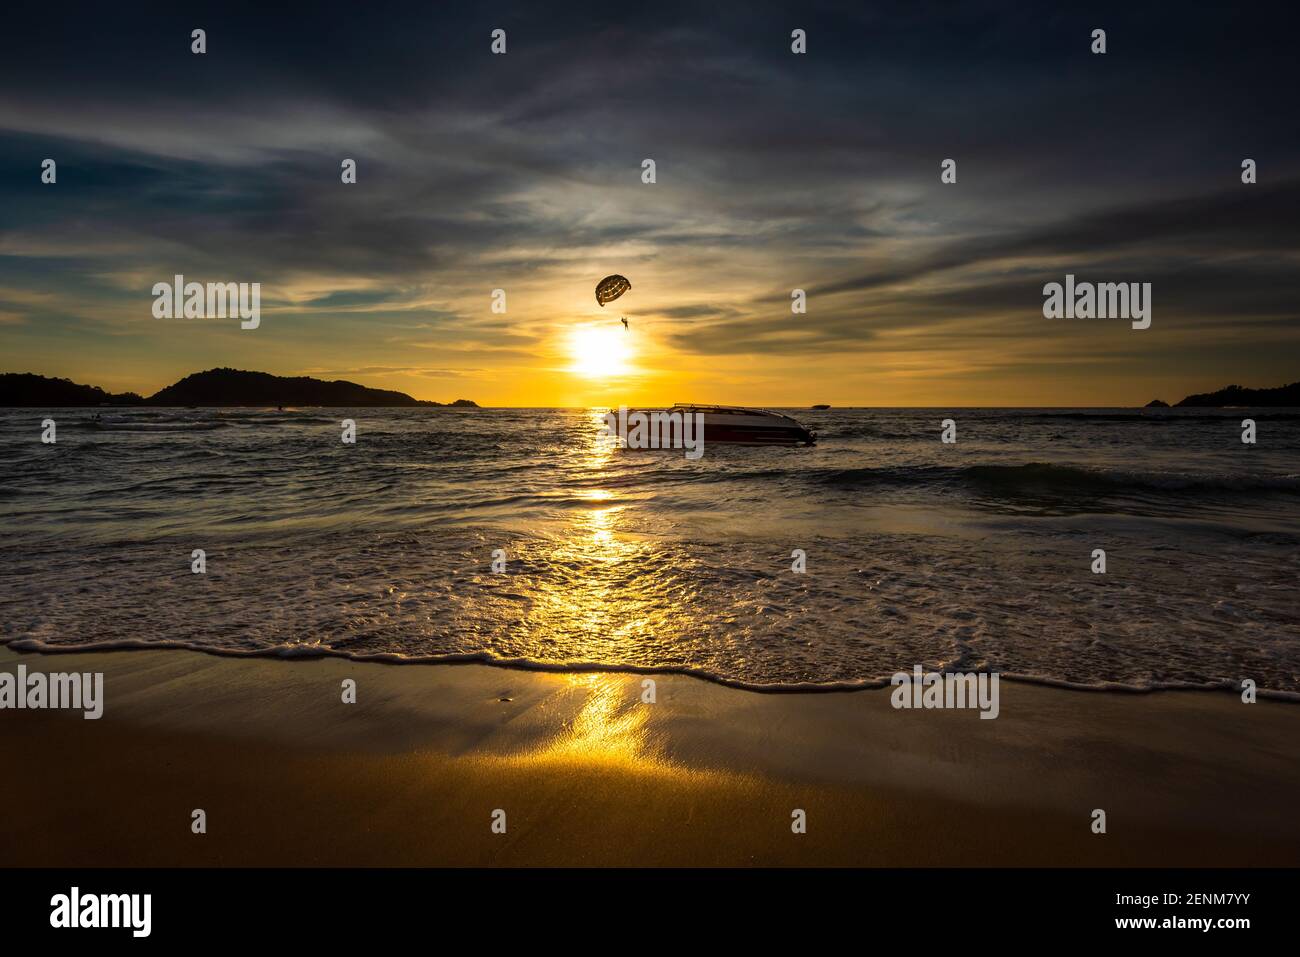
[698, 421, 814, 445]
[612, 407, 816, 447]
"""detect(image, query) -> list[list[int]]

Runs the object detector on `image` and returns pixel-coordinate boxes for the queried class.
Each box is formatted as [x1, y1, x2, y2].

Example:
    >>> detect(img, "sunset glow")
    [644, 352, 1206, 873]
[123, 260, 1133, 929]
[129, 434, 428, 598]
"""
[2, 4, 1296, 410]
[567, 324, 633, 378]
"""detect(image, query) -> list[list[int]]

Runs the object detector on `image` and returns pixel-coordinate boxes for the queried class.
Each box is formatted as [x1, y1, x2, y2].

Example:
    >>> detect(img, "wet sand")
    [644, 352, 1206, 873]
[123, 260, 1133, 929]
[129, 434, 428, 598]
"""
[2, 646, 1298, 866]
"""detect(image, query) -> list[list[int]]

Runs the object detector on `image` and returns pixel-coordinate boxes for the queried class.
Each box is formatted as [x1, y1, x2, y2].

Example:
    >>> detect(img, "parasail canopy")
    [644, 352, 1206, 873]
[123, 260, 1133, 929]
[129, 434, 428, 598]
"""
[595, 274, 631, 307]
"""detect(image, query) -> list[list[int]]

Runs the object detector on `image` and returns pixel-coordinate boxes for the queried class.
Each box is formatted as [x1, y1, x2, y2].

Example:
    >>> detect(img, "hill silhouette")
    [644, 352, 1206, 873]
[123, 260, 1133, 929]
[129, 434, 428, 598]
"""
[0, 373, 144, 407]
[0, 369, 477, 407]
[1175, 381, 1300, 408]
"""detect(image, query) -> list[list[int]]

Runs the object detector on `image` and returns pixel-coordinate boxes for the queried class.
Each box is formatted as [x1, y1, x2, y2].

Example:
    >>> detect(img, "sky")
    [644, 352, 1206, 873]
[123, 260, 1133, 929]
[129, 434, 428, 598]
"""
[1, 0, 1297, 407]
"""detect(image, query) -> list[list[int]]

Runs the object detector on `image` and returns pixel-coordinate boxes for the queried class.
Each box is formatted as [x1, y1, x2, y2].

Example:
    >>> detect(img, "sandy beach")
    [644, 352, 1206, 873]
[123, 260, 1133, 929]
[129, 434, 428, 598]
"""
[3, 645, 1298, 867]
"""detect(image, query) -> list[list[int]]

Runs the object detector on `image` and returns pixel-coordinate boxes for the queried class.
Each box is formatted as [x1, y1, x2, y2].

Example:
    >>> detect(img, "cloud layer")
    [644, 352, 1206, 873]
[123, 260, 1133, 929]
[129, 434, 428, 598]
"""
[1, 1, 1297, 404]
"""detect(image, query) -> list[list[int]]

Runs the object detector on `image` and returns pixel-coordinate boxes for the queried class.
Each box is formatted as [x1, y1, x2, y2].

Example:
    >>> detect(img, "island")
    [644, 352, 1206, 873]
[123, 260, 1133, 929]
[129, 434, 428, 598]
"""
[1174, 381, 1300, 408]
[0, 368, 478, 408]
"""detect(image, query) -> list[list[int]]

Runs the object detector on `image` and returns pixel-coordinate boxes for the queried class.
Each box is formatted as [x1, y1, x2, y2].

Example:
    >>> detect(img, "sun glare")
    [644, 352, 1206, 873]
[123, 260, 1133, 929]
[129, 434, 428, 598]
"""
[568, 324, 632, 377]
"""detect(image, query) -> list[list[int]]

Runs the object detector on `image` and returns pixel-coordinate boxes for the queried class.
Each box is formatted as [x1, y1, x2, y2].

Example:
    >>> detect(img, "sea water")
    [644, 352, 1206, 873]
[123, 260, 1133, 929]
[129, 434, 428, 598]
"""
[1, 407, 1296, 694]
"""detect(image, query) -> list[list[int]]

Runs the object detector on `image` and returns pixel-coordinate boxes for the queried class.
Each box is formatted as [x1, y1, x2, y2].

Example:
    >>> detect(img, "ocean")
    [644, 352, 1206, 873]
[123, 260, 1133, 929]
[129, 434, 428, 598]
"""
[2, 407, 1297, 694]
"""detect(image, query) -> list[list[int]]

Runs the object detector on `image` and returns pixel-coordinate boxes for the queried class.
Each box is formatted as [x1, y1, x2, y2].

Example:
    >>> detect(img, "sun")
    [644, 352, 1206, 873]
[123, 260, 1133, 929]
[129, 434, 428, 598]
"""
[568, 324, 633, 377]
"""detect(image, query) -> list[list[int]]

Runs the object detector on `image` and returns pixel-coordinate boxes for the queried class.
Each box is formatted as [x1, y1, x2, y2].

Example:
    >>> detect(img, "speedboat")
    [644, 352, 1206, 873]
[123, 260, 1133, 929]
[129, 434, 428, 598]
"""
[618, 404, 815, 446]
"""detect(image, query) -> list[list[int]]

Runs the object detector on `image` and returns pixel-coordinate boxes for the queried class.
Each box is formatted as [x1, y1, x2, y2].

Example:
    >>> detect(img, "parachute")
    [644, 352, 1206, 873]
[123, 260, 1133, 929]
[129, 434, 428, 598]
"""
[595, 274, 631, 307]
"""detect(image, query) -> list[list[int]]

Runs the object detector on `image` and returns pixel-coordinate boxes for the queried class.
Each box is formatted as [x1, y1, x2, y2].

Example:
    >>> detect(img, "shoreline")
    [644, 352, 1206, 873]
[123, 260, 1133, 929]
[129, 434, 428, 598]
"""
[7, 639, 1296, 700]
[4, 645, 1299, 866]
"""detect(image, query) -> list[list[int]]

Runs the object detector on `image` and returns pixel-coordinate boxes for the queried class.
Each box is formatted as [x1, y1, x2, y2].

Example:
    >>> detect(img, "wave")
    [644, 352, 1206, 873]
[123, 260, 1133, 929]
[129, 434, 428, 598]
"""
[816, 424, 920, 440]
[92, 425, 229, 432]
[814, 461, 1300, 496]
[1020, 411, 1300, 422]
[92, 420, 228, 432]
[6, 636, 1298, 700]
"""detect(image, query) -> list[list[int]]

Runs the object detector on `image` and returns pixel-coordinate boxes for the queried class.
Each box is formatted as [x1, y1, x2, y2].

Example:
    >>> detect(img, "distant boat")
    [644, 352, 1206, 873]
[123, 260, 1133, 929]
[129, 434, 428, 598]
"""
[811, 404, 830, 410]
[620, 404, 815, 445]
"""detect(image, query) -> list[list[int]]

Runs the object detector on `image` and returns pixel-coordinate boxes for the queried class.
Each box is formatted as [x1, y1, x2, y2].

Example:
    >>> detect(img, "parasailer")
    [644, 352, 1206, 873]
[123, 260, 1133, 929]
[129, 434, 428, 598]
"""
[595, 274, 631, 307]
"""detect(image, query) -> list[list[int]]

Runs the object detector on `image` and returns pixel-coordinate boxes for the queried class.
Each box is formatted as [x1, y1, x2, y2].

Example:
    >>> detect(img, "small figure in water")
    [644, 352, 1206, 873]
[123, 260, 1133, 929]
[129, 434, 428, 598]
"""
[620, 316, 628, 330]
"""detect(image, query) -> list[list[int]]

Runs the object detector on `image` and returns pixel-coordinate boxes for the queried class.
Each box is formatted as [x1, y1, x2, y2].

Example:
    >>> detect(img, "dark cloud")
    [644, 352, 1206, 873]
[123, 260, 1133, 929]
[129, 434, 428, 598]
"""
[1, 0, 1298, 388]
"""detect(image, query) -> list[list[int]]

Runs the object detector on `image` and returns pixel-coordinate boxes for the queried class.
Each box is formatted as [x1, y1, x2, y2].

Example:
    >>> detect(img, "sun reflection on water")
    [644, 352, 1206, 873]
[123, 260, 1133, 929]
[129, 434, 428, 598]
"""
[512, 422, 670, 769]
[491, 409, 706, 770]
[513, 411, 686, 656]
